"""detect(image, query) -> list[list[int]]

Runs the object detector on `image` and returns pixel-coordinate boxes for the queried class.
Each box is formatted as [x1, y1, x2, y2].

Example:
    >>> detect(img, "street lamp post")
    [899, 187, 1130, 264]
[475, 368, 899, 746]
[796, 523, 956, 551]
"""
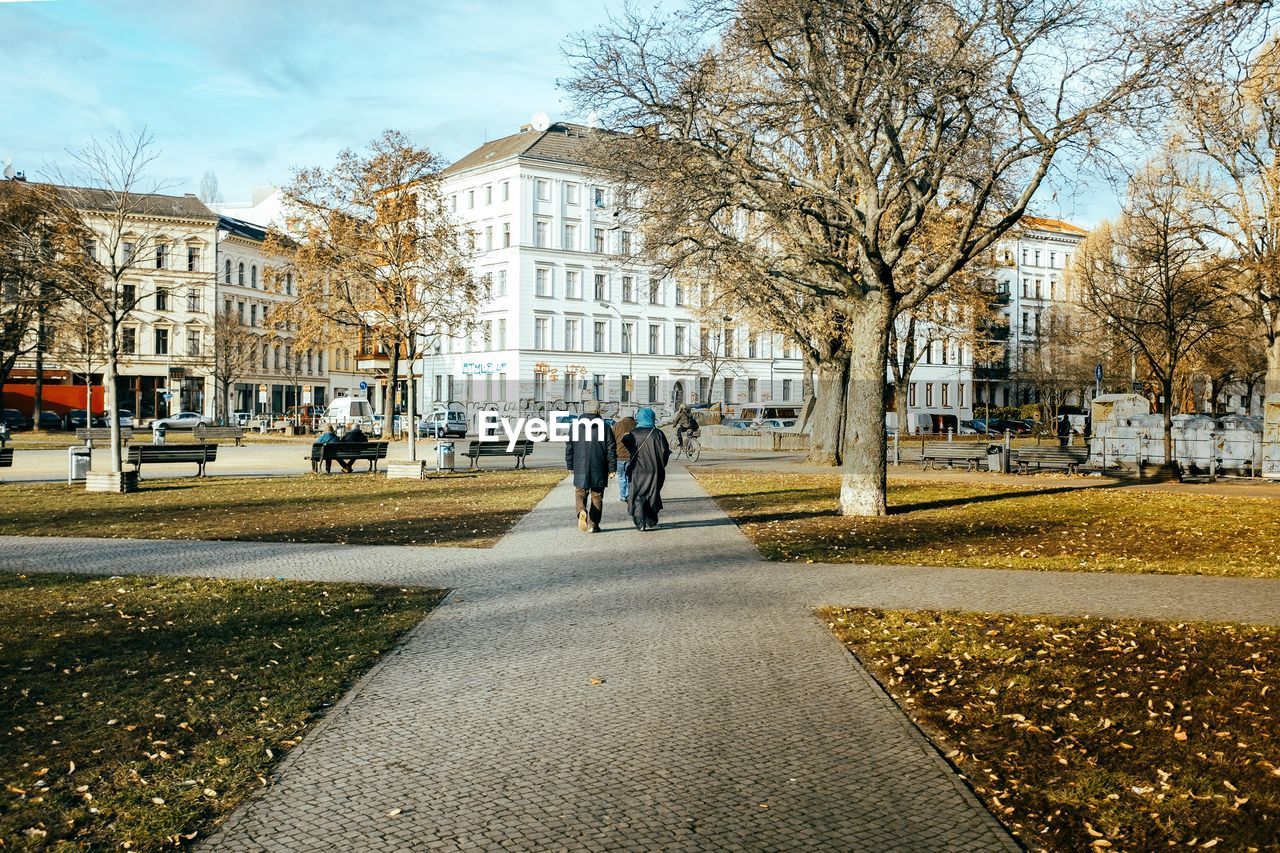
[599, 301, 635, 406]
[769, 358, 779, 404]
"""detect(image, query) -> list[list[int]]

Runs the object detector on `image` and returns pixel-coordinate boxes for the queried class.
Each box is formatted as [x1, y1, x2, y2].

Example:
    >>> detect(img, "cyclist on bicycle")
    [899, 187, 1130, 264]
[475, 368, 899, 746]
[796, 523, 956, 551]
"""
[675, 405, 700, 449]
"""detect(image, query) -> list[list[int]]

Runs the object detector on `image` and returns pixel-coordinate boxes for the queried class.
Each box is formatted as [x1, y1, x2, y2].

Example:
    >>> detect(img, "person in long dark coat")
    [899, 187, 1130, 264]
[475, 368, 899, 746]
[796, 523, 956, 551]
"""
[623, 407, 671, 531]
[565, 408, 616, 533]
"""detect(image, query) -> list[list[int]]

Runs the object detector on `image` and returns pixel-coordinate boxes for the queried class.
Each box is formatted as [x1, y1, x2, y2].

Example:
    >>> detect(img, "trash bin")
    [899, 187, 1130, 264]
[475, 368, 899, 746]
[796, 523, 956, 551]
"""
[986, 443, 1009, 473]
[153, 424, 166, 445]
[436, 440, 455, 472]
[68, 445, 92, 484]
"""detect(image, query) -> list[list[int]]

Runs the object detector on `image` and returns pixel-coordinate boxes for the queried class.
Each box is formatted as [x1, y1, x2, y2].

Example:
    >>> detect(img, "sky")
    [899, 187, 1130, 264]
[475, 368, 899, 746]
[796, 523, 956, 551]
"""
[0, 0, 1119, 224]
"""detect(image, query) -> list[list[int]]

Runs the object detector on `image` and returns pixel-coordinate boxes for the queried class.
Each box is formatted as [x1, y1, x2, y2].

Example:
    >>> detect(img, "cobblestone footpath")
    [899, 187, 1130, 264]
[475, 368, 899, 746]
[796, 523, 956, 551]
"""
[6, 466, 1279, 850]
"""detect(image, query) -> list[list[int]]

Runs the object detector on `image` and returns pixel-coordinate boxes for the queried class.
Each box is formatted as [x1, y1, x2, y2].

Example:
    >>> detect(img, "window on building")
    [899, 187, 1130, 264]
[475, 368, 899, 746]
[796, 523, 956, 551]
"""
[485, 226, 494, 251]
[536, 180, 550, 201]
[496, 269, 508, 296]
[238, 262, 245, 285]
[925, 383, 934, 406]
[484, 184, 492, 205]
[566, 270, 580, 299]
[941, 383, 951, 407]
[648, 280, 660, 304]
[675, 282, 686, 305]
[783, 378, 793, 401]
[909, 382, 917, 407]
[748, 378, 758, 401]
[748, 334, 757, 359]
[565, 183, 579, 205]
[648, 375, 659, 403]
[467, 190, 475, 209]
[593, 227, 605, 253]
[534, 317, 549, 349]
[224, 259, 231, 283]
[622, 276, 635, 302]
[593, 321, 606, 352]
[497, 318, 507, 349]
[674, 324, 686, 356]
[564, 222, 578, 250]
[593, 373, 604, 401]
[958, 383, 966, 408]
[565, 318, 579, 351]
[187, 246, 200, 271]
[699, 328, 710, 356]
[621, 374, 632, 403]
[187, 289, 200, 312]
[285, 272, 293, 294]
[121, 283, 136, 307]
[620, 231, 633, 254]
[501, 181, 510, 201]
[621, 322, 633, 354]
[250, 304, 257, 326]
[535, 268, 550, 296]
[154, 328, 169, 355]
[155, 287, 168, 311]
[723, 328, 734, 357]
[155, 244, 168, 269]
[723, 377, 734, 404]
[502, 222, 511, 247]
[535, 219, 549, 247]
[1035, 278, 1042, 298]
[648, 323, 660, 354]
[123, 242, 136, 265]
[1034, 249, 1041, 265]
[594, 273, 606, 301]
[122, 327, 136, 355]
[534, 372, 546, 401]
[237, 301, 245, 322]
[186, 328, 201, 357]
[1022, 311, 1030, 333]
[593, 187, 606, 207]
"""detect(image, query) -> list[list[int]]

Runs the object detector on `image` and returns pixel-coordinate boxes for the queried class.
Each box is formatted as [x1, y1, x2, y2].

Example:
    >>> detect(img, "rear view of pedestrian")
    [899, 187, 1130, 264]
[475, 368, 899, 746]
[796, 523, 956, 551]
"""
[612, 413, 637, 503]
[565, 407, 617, 532]
[624, 407, 671, 531]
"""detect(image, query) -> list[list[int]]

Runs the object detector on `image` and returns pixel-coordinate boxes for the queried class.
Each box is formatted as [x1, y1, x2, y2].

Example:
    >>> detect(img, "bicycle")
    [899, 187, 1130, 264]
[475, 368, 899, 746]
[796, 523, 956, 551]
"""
[679, 432, 701, 463]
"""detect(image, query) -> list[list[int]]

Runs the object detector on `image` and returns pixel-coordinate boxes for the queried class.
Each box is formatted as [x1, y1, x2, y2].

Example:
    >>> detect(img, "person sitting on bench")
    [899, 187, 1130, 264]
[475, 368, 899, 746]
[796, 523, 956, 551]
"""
[338, 422, 367, 473]
[314, 424, 339, 473]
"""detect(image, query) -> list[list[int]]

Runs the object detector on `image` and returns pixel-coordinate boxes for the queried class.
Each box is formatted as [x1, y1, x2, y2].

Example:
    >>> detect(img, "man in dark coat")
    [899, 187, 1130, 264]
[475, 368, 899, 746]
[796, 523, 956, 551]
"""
[565, 408, 616, 532]
[624, 407, 671, 531]
[338, 422, 368, 473]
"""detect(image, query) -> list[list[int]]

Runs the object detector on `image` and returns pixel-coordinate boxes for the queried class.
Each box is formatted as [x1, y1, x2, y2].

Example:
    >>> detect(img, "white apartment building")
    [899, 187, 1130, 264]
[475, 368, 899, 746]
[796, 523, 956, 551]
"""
[895, 216, 1088, 430]
[432, 119, 805, 416]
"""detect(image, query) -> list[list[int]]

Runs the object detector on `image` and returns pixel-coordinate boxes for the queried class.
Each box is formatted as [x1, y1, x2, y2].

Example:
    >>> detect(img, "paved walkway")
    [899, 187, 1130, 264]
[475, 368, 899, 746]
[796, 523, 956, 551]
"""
[6, 465, 1280, 850]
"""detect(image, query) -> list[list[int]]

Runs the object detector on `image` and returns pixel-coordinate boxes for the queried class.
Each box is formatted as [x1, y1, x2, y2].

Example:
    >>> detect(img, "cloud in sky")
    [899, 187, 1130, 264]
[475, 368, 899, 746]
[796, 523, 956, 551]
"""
[0, 0, 1118, 225]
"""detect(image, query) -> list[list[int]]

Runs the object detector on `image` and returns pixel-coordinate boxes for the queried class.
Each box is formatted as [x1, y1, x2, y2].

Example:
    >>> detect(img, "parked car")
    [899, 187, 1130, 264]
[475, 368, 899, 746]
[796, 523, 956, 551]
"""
[151, 412, 214, 430]
[36, 411, 64, 430]
[1, 409, 32, 431]
[232, 411, 252, 427]
[114, 409, 135, 428]
[419, 409, 470, 438]
[958, 419, 980, 435]
[758, 418, 797, 430]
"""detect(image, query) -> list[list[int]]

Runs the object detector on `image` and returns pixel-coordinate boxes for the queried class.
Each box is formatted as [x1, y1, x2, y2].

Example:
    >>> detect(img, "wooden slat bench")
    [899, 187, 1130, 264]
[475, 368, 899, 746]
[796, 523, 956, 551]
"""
[127, 443, 218, 477]
[194, 425, 246, 446]
[464, 440, 535, 470]
[306, 442, 389, 474]
[920, 443, 990, 471]
[0, 447, 12, 468]
[1014, 446, 1089, 474]
[76, 428, 132, 444]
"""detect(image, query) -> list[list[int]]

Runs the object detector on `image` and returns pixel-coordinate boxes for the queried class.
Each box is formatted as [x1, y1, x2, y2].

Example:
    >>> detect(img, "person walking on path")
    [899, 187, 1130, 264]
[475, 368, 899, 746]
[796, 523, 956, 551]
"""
[314, 424, 339, 473]
[565, 407, 616, 532]
[611, 413, 637, 503]
[338, 422, 367, 473]
[624, 407, 671, 531]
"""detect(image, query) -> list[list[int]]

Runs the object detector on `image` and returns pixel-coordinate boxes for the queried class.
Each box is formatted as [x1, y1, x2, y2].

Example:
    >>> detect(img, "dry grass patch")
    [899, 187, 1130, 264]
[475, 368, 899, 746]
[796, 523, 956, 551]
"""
[693, 469, 1280, 577]
[1, 572, 443, 850]
[824, 608, 1280, 851]
[0, 471, 563, 547]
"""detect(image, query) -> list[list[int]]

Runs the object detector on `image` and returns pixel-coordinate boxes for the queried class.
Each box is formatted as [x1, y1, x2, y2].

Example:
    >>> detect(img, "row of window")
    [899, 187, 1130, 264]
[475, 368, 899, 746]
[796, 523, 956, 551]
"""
[1019, 248, 1072, 270]
[530, 267, 689, 306]
[222, 260, 293, 294]
[118, 283, 203, 313]
[906, 381, 968, 409]
[529, 373, 797, 406]
[453, 179, 609, 212]
[1019, 277, 1064, 300]
[95, 241, 203, 272]
[527, 316, 794, 358]
[118, 326, 202, 358]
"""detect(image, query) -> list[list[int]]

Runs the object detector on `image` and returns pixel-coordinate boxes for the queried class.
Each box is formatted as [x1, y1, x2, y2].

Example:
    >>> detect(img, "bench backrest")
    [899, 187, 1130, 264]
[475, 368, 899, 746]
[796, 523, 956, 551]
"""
[194, 426, 243, 437]
[0, 447, 12, 465]
[1016, 447, 1087, 460]
[128, 444, 218, 463]
[315, 441, 389, 459]
[926, 444, 988, 456]
[76, 428, 133, 442]
[469, 440, 534, 455]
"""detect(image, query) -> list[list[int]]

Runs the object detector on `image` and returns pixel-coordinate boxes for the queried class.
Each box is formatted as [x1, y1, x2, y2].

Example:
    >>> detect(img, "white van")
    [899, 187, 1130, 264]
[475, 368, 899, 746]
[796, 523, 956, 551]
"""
[326, 396, 374, 430]
[419, 409, 468, 438]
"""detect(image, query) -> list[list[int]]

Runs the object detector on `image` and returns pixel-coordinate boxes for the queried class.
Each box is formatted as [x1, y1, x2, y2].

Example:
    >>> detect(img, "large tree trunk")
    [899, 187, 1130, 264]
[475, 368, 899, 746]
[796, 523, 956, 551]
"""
[807, 359, 847, 466]
[1267, 329, 1280, 397]
[33, 314, 45, 431]
[839, 302, 892, 516]
[1161, 376, 1174, 466]
[106, 340, 122, 474]
[894, 381, 910, 440]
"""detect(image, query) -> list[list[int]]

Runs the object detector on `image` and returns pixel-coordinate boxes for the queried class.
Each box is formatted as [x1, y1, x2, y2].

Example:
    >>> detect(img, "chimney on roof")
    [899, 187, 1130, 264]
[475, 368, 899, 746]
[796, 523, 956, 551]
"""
[520, 123, 533, 132]
[184, 193, 197, 198]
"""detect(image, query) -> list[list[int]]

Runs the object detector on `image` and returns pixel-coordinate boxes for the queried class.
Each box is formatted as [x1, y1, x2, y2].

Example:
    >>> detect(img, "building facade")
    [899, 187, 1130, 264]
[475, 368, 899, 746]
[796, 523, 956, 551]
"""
[433, 120, 805, 419]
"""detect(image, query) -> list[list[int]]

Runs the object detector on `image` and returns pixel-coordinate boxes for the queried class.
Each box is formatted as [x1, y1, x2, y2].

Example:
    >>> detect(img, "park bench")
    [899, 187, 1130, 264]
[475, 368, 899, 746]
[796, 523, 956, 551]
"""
[1013, 446, 1089, 475]
[127, 443, 218, 478]
[76, 427, 132, 445]
[306, 441, 389, 474]
[0, 447, 12, 468]
[194, 425, 246, 446]
[920, 443, 990, 471]
[463, 440, 535, 470]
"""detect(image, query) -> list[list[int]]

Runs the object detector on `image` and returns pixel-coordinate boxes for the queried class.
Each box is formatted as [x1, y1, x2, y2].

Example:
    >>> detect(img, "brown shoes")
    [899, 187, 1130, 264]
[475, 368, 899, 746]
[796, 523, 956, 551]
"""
[578, 510, 589, 532]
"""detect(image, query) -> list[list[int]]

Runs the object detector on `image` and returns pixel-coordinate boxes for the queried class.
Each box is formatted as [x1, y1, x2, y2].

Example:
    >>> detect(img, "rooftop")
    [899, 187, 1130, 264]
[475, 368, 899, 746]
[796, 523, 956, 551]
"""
[1022, 216, 1088, 238]
[43, 183, 220, 222]
[444, 122, 597, 176]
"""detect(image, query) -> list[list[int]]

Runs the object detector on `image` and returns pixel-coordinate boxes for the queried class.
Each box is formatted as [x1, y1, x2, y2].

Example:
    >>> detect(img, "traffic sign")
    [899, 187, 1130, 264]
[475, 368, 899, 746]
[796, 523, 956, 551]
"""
[162, 392, 173, 401]
[359, 380, 368, 391]
[1094, 363, 1103, 382]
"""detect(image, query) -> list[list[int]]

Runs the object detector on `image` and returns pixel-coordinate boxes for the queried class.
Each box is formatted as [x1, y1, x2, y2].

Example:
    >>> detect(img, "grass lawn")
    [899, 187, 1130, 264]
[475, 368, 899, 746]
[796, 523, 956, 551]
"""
[0, 471, 563, 547]
[692, 469, 1280, 577]
[824, 609, 1280, 851]
[0, 572, 444, 850]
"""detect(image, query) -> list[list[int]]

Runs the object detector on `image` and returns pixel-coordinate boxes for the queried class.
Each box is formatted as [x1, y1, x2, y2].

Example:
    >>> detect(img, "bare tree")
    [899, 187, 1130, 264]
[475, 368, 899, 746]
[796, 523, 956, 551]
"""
[565, 0, 1228, 515]
[198, 171, 222, 206]
[1072, 156, 1241, 463]
[208, 310, 259, 424]
[1176, 35, 1280, 394]
[267, 130, 478, 462]
[49, 301, 111, 422]
[1012, 303, 1098, 427]
[27, 131, 173, 478]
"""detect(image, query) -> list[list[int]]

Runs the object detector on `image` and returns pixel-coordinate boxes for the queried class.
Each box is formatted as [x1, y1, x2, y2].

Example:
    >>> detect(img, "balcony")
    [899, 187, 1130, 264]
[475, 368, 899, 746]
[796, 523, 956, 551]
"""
[975, 363, 1010, 381]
